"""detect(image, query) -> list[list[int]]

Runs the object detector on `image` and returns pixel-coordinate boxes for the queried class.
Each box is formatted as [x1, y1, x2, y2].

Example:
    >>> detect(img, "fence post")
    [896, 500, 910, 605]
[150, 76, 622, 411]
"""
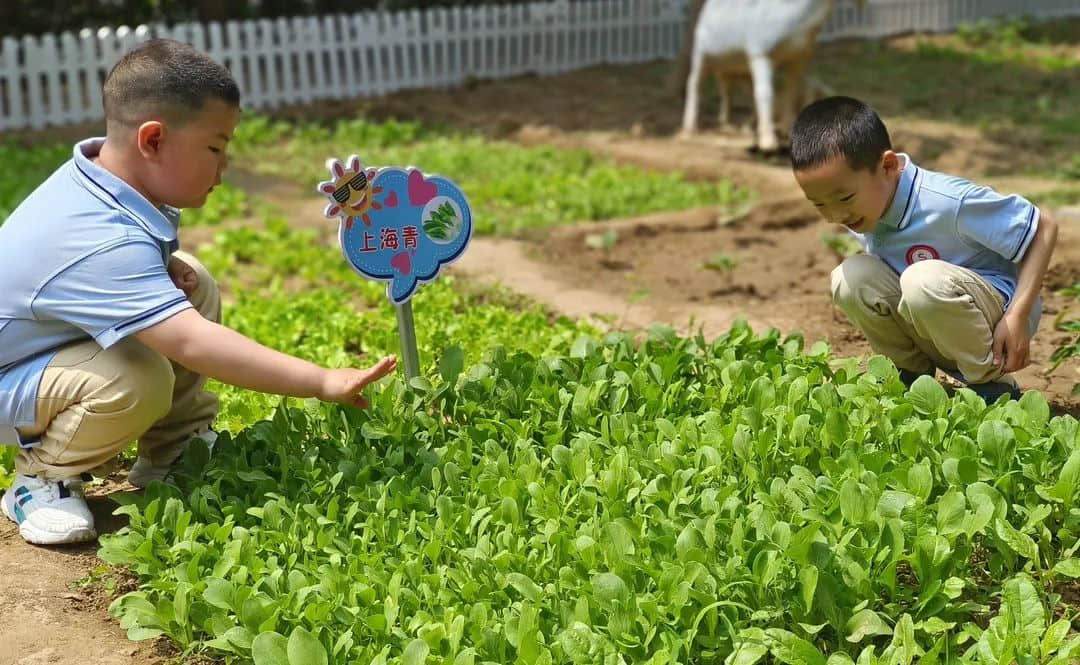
[0, 37, 19, 131]
[227, 20, 243, 94]
[21, 35, 42, 129]
[553, 0, 569, 73]
[79, 29, 101, 125]
[58, 31, 79, 125]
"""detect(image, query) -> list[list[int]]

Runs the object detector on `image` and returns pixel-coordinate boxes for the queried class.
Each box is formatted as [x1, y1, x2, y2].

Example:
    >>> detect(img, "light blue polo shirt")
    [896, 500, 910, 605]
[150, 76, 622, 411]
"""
[0, 138, 192, 447]
[853, 153, 1040, 320]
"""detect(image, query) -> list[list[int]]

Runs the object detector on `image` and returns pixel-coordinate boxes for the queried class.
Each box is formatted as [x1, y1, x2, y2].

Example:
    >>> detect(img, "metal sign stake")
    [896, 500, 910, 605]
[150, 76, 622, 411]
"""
[394, 301, 421, 381]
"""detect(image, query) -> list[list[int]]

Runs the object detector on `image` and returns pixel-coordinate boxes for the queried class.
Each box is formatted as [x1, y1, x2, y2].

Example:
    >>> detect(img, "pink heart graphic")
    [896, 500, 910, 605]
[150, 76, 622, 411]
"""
[390, 251, 412, 276]
[407, 169, 438, 207]
[383, 190, 398, 208]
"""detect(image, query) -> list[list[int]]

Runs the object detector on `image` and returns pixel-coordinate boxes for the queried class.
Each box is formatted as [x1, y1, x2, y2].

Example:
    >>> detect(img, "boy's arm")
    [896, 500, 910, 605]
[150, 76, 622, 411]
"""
[993, 211, 1058, 372]
[135, 309, 396, 407]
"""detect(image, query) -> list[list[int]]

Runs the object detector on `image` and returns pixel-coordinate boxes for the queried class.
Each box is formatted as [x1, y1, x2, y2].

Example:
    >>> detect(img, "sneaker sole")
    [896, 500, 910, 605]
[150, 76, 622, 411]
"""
[1, 492, 97, 546]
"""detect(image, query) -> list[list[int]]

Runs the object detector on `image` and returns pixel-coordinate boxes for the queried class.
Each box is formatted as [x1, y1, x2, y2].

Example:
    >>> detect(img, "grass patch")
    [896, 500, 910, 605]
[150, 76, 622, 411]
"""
[0, 141, 71, 224]
[1028, 187, 1080, 209]
[182, 182, 263, 227]
[230, 115, 751, 235]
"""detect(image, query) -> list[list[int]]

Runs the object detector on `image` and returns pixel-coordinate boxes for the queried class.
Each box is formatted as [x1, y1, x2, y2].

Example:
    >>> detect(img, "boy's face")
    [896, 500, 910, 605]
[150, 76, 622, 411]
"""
[138, 99, 239, 209]
[794, 151, 901, 235]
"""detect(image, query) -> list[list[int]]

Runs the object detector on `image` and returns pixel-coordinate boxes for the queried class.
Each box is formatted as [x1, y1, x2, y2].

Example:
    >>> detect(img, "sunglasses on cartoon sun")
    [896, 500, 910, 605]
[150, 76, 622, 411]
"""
[332, 172, 368, 203]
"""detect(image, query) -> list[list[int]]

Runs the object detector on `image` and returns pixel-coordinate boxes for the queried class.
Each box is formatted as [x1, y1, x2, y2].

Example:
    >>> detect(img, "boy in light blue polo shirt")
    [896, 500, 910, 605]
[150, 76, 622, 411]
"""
[0, 39, 397, 546]
[790, 97, 1057, 403]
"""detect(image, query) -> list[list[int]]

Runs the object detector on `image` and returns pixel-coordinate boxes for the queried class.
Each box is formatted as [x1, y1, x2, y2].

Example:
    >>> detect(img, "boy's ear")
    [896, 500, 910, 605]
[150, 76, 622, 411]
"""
[135, 121, 167, 159]
[880, 150, 900, 174]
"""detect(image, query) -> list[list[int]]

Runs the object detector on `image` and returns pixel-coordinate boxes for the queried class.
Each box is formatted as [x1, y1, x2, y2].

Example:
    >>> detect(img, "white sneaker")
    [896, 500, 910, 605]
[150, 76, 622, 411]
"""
[128, 429, 218, 489]
[1, 473, 96, 545]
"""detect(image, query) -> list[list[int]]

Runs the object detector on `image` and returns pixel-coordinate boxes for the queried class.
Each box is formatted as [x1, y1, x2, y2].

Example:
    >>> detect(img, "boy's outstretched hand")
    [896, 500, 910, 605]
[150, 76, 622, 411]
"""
[320, 356, 399, 408]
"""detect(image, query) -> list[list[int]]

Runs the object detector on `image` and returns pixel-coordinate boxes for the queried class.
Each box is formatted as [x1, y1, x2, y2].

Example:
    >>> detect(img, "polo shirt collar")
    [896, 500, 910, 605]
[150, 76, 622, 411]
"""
[71, 138, 179, 244]
[878, 153, 920, 231]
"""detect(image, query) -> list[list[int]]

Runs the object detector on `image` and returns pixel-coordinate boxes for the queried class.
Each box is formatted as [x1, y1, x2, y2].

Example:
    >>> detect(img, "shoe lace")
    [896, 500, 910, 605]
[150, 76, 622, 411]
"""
[45, 477, 87, 502]
[16, 474, 88, 504]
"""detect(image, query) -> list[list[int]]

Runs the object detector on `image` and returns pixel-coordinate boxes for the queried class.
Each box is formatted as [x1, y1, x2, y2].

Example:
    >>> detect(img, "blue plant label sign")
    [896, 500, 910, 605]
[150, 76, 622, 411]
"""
[318, 155, 473, 304]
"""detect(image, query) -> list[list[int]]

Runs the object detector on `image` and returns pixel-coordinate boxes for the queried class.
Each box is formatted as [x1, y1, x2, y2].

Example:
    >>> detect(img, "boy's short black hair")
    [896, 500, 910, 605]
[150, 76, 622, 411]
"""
[790, 96, 892, 172]
[103, 39, 240, 129]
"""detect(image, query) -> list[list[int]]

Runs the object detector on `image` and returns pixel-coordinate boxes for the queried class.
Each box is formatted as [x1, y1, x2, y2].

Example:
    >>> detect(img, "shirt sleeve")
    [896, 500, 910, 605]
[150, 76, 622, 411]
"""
[32, 238, 192, 348]
[956, 185, 1040, 263]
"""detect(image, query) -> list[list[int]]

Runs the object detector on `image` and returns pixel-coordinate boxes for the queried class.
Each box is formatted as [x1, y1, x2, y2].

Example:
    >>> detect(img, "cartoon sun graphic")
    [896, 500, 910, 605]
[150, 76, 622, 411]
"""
[319, 156, 384, 229]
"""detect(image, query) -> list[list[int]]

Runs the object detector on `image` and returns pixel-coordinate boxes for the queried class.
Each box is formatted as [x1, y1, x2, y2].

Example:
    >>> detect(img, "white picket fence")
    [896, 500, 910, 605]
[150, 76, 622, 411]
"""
[820, 0, 1080, 40]
[0, 0, 1077, 131]
[0, 0, 687, 131]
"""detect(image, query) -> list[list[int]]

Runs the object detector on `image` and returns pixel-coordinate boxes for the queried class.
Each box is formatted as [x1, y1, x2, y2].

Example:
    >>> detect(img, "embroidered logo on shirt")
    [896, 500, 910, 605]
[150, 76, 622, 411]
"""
[905, 245, 940, 264]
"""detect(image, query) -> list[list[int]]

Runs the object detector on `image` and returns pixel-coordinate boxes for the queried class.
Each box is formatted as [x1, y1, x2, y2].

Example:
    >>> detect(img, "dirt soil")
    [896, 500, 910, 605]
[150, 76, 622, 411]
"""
[4, 42, 1080, 664]
[0, 476, 177, 665]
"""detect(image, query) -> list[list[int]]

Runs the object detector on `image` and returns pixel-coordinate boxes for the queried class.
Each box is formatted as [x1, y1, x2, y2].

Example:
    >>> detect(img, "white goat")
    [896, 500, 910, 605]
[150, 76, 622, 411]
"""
[680, 0, 860, 152]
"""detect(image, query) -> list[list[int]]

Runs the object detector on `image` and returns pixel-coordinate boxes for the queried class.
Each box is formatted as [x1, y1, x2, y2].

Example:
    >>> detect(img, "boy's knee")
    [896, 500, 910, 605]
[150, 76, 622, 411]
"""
[111, 339, 176, 423]
[174, 251, 221, 322]
[899, 260, 950, 310]
[830, 264, 851, 307]
[831, 254, 882, 307]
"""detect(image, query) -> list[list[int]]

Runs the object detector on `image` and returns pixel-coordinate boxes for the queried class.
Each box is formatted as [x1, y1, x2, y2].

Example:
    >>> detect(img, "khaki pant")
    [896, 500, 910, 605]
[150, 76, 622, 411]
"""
[831, 255, 1038, 384]
[16, 251, 220, 481]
